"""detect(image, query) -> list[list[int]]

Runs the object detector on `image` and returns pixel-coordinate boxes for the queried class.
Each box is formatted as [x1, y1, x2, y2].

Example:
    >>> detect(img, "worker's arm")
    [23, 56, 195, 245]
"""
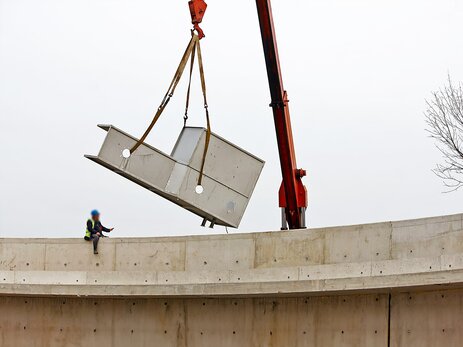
[101, 224, 113, 233]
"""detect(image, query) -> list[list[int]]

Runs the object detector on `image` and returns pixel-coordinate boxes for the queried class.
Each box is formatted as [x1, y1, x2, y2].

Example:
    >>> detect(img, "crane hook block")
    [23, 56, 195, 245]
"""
[188, 0, 207, 39]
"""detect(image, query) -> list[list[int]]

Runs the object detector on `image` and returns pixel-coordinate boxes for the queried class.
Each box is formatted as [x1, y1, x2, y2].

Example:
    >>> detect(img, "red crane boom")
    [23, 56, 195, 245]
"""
[189, 0, 308, 230]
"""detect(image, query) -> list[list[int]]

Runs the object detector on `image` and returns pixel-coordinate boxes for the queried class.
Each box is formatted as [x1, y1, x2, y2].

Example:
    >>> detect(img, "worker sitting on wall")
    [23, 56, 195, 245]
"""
[84, 210, 114, 254]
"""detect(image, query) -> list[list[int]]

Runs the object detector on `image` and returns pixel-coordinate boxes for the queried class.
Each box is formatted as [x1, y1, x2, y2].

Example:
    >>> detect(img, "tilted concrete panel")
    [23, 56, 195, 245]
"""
[86, 125, 264, 228]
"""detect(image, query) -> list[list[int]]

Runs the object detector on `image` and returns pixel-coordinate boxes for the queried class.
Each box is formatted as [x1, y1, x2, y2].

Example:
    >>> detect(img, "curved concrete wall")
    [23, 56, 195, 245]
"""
[1, 213, 463, 346]
[1, 213, 463, 296]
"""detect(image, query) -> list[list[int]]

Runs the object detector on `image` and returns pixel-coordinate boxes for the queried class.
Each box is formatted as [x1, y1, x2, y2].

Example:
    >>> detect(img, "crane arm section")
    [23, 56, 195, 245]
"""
[255, 0, 307, 229]
[188, 0, 308, 229]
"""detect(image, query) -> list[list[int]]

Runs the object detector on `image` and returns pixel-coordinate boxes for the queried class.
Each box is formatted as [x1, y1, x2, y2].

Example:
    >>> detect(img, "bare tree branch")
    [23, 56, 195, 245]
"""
[425, 75, 463, 192]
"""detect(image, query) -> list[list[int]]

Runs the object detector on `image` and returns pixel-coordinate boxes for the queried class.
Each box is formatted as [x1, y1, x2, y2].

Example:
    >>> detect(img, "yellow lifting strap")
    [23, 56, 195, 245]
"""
[129, 34, 211, 187]
[195, 37, 211, 186]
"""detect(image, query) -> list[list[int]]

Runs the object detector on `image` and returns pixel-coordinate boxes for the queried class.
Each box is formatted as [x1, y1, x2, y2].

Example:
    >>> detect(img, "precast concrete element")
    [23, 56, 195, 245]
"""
[1, 213, 463, 346]
[2, 290, 463, 346]
[85, 125, 265, 228]
[1, 213, 463, 297]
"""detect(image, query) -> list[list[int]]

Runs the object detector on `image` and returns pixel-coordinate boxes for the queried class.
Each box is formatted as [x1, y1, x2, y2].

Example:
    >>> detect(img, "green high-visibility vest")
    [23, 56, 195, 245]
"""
[85, 219, 95, 238]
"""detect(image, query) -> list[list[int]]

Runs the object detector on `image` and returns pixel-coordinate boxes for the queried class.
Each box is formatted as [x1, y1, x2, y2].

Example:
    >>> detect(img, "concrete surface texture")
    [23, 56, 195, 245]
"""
[1, 213, 463, 346]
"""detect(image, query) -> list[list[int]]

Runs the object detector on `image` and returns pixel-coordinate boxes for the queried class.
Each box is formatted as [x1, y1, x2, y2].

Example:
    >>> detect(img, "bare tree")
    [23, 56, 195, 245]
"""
[425, 76, 463, 191]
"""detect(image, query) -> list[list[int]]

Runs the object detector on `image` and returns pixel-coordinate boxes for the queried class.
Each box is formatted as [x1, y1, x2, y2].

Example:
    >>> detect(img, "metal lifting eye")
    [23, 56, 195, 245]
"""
[122, 149, 131, 159]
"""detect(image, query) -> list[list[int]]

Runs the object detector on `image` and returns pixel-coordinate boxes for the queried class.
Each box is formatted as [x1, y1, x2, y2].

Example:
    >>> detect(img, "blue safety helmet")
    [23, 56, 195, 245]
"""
[91, 209, 100, 217]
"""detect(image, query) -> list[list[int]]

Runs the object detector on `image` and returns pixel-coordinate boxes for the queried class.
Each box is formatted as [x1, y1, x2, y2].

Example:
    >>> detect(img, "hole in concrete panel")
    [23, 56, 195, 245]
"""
[375, 330, 378, 334]
[233, 331, 236, 334]
[287, 276, 290, 279]
[165, 262, 170, 266]
[237, 277, 240, 281]
[269, 331, 272, 336]
[145, 280, 148, 283]
[203, 261, 207, 265]
[234, 302, 238, 306]
[442, 329, 445, 332]
[235, 260, 239, 264]
[307, 274, 310, 278]
[164, 330, 167, 334]
[26, 263, 29, 266]
[94, 302, 98, 306]
[76, 280, 79, 282]
[376, 253, 379, 256]
[132, 302, 136, 306]
[226, 201, 235, 214]
[410, 250, 413, 253]
[200, 332, 203, 335]
[60, 328, 63, 332]
[164, 302, 168, 306]
[341, 331, 344, 334]
[94, 329, 97, 333]
[303, 331, 306, 334]
[94, 280, 97, 283]
[380, 271, 383, 274]
[202, 302, 206, 306]
[122, 149, 131, 159]
[131, 329, 134, 334]
[195, 185, 204, 194]
[449, 264, 452, 268]
[218, 278, 221, 281]
[3, 278, 5, 281]
[442, 295, 445, 298]
[24, 301, 27, 304]
[24, 326, 26, 330]
[165, 279, 168, 282]
[64, 263, 67, 267]
[134, 263, 137, 266]
[62, 301, 66, 305]
[96, 263, 99, 267]
[360, 272, 363, 275]
[22, 279, 25, 282]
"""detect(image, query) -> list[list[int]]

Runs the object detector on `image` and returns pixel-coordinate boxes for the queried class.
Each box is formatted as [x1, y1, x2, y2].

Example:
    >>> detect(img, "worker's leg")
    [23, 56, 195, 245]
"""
[92, 235, 100, 254]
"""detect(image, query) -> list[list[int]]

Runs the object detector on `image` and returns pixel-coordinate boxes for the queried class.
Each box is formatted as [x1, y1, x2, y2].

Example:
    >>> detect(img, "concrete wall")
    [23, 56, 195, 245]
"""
[1, 213, 463, 346]
[0, 294, 389, 347]
[2, 290, 463, 347]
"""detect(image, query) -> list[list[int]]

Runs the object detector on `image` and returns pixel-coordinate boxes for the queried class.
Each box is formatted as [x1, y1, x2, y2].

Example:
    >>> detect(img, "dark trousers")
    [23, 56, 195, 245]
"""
[85, 233, 102, 252]
[91, 234, 100, 252]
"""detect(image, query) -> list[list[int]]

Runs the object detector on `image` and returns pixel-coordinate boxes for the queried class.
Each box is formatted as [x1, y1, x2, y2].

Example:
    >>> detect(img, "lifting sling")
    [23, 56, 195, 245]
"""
[129, 33, 211, 186]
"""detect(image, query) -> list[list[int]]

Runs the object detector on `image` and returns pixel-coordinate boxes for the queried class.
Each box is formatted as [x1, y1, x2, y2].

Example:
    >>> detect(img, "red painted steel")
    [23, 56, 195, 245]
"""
[188, 0, 207, 39]
[255, 0, 307, 229]
[187, 0, 307, 229]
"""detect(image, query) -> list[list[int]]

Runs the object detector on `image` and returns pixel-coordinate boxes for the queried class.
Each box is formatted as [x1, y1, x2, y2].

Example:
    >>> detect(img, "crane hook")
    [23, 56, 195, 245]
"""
[188, 0, 207, 39]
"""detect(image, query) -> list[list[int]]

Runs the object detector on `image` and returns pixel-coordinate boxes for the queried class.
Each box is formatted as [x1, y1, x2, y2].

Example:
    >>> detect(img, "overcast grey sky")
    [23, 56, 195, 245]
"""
[1, 0, 462, 238]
